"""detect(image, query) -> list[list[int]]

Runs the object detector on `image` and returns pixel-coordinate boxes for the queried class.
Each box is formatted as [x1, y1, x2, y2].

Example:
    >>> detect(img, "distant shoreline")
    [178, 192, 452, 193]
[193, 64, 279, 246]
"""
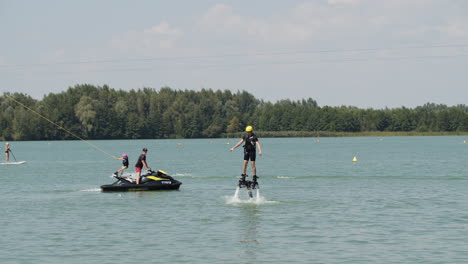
[223, 131, 468, 138]
[3, 131, 468, 142]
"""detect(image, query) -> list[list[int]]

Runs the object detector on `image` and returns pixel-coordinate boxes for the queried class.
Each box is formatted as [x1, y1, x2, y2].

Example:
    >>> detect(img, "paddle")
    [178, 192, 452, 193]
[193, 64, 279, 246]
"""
[9, 149, 17, 162]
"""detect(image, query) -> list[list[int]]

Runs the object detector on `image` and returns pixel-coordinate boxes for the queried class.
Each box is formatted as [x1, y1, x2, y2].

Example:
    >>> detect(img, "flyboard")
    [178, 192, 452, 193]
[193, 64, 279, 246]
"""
[227, 176, 276, 204]
[233, 175, 260, 200]
[0, 161, 26, 165]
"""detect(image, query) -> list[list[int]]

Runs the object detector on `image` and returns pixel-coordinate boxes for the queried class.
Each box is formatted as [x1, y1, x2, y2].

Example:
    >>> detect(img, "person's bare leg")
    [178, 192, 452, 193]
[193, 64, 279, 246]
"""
[6, 152, 9, 163]
[136, 171, 140, 184]
[118, 166, 127, 177]
[242, 160, 248, 176]
[251, 161, 256, 176]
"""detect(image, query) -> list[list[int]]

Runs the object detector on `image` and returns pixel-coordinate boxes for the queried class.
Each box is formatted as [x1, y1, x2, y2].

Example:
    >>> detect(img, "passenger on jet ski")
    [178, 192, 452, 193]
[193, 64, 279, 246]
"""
[113, 153, 129, 177]
[135, 148, 151, 184]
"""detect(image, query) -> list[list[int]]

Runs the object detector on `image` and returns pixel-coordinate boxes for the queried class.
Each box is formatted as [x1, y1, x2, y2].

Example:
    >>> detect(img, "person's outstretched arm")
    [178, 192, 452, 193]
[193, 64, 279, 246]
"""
[230, 139, 245, 151]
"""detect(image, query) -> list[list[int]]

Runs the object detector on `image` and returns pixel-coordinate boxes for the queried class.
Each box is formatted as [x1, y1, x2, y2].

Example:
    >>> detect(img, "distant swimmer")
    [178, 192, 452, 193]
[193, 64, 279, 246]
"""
[230, 125, 263, 187]
[135, 148, 151, 184]
[113, 154, 129, 177]
[4, 143, 10, 163]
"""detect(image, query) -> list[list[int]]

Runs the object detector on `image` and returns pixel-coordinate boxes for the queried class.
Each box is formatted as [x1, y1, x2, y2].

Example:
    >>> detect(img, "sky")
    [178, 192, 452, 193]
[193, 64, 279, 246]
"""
[1, 0, 467, 108]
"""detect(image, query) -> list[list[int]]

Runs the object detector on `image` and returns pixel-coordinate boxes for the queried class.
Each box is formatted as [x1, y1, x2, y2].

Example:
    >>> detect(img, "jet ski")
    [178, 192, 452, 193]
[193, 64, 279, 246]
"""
[101, 170, 182, 192]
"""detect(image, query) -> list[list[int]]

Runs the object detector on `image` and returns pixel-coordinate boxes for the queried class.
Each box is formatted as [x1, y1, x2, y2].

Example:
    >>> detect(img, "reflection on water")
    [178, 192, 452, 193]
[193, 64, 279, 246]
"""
[238, 205, 260, 262]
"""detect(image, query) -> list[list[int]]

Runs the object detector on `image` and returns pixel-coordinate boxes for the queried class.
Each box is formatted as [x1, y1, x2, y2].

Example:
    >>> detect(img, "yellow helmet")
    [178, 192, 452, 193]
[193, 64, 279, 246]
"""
[245, 126, 253, 132]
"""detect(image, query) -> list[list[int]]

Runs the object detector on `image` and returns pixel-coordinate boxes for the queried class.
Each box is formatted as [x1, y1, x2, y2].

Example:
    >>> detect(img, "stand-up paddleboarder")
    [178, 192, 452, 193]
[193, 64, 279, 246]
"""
[4, 143, 10, 163]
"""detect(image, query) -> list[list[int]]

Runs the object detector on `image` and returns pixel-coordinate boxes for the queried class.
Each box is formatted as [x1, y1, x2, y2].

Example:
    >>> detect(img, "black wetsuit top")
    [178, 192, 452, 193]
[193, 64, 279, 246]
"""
[242, 133, 258, 151]
[122, 157, 129, 167]
[243, 133, 258, 161]
[243, 133, 258, 152]
[135, 154, 146, 168]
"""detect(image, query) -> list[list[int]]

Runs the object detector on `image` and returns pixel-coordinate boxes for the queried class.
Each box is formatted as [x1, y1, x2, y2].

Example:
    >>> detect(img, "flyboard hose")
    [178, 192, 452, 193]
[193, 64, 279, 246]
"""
[5, 94, 117, 159]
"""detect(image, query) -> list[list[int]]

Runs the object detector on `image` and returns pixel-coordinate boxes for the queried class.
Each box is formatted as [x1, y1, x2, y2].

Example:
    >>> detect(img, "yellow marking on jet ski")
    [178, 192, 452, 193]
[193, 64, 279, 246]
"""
[147, 176, 170, 181]
[158, 170, 168, 174]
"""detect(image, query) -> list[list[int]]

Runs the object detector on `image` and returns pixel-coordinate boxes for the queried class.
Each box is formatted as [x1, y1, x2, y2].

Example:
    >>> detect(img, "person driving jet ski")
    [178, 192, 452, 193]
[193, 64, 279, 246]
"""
[135, 148, 151, 184]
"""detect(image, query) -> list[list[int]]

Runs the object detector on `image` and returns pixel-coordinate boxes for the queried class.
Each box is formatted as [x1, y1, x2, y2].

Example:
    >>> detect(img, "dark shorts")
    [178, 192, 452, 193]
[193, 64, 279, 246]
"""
[244, 150, 256, 161]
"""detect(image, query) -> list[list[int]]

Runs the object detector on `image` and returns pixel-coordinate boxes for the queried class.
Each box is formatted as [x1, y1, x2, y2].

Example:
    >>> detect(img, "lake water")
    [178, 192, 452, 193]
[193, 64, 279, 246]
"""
[1, 136, 467, 264]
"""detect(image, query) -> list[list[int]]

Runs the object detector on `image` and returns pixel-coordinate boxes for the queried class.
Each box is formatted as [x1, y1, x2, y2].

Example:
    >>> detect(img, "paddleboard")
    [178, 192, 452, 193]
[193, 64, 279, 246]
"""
[0, 161, 26, 165]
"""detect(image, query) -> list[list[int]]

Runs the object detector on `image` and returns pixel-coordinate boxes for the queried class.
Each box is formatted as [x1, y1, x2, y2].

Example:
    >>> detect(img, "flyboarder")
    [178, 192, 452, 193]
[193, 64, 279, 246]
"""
[230, 125, 263, 187]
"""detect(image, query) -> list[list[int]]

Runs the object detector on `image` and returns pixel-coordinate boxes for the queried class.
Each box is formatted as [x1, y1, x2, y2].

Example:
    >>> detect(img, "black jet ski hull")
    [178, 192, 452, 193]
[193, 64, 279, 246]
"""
[101, 170, 182, 192]
[101, 182, 181, 192]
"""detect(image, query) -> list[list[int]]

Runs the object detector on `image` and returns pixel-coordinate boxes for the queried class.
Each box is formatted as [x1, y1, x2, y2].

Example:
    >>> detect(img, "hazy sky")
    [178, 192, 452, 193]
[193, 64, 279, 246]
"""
[1, 0, 467, 108]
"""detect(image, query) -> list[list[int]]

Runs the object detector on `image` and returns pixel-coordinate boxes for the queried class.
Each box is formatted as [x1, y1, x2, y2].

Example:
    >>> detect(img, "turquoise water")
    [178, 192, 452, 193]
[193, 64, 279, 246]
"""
[1, 136, 467, 264]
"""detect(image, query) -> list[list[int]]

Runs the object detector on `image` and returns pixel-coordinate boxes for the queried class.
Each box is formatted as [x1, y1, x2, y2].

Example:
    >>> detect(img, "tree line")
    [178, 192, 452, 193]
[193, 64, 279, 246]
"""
[1, 84, 468, 140]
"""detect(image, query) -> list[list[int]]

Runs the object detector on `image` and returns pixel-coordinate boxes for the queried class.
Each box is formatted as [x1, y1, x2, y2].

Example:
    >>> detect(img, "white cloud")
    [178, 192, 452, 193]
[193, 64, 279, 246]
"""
[110, 22, 183, 55]
[195, 2, 435, 48]
[102, 1, 468, 60]
[199, 4, 243, 29]
[196, 4, 318, 45]
[327, 0, 361, 5]
[143, 22, 182, 37]
[438, 18, 468, 37]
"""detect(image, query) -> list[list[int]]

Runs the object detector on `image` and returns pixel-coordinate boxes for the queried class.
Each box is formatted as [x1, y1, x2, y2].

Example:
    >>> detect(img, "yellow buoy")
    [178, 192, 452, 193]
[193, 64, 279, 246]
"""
[352, 156, 358, 162]
[464, 140, 467, 144]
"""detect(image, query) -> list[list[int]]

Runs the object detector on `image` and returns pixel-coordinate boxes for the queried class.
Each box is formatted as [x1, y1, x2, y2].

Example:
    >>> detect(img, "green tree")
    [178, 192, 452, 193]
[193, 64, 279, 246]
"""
[74, 95, 97, 137]
[226, 116, 241, 133]
[2, 86, 468, 140]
